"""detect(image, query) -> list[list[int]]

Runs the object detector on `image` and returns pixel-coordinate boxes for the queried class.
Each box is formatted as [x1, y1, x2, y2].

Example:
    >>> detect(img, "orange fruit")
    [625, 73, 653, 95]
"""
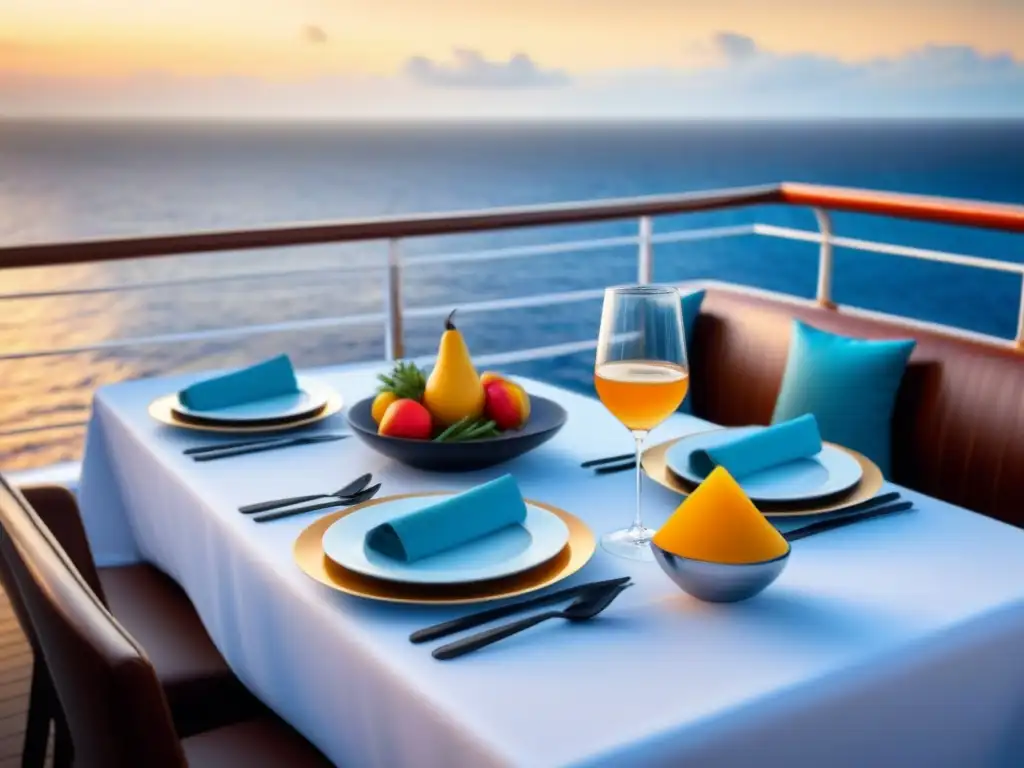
[371, 391, 399, 424]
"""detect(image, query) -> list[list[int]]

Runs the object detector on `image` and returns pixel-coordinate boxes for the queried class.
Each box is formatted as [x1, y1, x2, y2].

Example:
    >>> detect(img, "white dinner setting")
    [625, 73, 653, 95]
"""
[3, 283, 1024, 768]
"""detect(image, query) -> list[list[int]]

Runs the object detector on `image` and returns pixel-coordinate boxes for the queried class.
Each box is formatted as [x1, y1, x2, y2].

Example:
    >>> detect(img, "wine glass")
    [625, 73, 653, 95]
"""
[594, 285, 689, 560]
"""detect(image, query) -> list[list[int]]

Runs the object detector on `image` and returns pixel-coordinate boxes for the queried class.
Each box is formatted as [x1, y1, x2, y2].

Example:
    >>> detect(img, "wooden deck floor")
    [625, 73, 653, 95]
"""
[0, 584, 48, 767]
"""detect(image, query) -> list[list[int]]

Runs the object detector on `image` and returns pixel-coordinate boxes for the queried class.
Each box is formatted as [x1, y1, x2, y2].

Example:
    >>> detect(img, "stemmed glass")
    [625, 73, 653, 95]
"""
[594, 285, 689, 560]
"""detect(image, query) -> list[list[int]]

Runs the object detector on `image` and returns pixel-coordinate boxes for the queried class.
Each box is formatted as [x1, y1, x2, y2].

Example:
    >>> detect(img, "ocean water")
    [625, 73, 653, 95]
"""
[1, 120, 1022, 470]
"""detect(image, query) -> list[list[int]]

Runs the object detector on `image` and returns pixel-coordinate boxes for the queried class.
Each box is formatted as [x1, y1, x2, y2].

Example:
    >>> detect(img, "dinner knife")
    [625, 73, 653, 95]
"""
[783, 499, 914, 542]
[409, 576, 632, 644]
[580, 453, 634, 468]
[593, 461, 635, 475]
[184, 433, 347, 456]
[770, 490, 901, 519]
[191, 434, 350, 462]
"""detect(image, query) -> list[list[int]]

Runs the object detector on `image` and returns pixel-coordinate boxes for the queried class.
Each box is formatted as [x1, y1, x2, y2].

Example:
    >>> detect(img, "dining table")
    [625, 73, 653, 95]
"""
[76, 362, 1024, 768]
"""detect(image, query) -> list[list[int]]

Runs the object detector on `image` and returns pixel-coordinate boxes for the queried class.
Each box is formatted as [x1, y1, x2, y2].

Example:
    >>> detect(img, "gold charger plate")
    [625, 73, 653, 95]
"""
[642, 434, 883, 518]
[293, 492, 596, 605]
[148, 389, 344, 434]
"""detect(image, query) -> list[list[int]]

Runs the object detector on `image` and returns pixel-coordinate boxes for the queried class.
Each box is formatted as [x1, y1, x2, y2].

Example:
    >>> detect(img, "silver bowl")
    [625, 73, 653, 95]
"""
[650, 541, 790, 603]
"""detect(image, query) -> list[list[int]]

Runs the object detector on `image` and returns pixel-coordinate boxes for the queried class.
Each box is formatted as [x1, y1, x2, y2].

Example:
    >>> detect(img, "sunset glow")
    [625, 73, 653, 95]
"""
[2, 0, 1022, 117]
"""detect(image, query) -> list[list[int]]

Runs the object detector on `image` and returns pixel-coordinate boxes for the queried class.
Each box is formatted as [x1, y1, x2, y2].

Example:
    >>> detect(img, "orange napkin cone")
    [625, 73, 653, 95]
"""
[652, 466, 790, 564]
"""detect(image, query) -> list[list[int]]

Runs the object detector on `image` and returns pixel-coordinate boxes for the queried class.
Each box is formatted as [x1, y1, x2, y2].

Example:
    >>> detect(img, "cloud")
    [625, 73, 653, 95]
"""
[700, 31, 1021, 90]
[403, 49, 569, 89]
[713, 32, 759, 63]
[302, 25, 328, 45]
[0, 34, 1021, 118]
[578, 32, 1024, 117]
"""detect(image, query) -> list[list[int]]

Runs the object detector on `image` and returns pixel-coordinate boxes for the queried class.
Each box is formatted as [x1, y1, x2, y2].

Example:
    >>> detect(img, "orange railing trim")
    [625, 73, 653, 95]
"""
[779, 183, 1024, 234]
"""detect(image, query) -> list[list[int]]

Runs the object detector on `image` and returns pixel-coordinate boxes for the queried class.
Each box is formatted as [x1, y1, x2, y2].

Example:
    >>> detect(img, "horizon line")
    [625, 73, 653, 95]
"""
[3, 115, 1024, 125]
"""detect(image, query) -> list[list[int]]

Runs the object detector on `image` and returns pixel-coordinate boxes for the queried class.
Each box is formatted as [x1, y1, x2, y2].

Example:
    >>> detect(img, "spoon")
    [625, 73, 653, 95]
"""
[238, 473, 373, 514]
[431, 582, 633, 660]
[251, 483, 382, 523]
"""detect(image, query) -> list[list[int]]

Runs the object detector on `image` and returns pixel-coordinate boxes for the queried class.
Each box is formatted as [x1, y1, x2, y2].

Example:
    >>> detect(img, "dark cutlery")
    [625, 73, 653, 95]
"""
[783, 499, 914, 542]
[238, 473, 373, 514]
[580, 453, 634, 469]
[192, 434, 350, 462]
[184, 433, 347, 456]
[594, 460, 636, 475]
[768, 490, 900, 521]
[432, 582, 632, 660]
[251, 483, 382, 523]
[409, 576, 632, 644]
[815, 490, 901, 516]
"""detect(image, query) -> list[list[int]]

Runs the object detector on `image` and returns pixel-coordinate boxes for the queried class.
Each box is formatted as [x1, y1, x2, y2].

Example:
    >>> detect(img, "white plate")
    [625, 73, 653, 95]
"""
[172, 375, 332, 423]
[321, 494, 570, 585]
[665, 427, 864, 503]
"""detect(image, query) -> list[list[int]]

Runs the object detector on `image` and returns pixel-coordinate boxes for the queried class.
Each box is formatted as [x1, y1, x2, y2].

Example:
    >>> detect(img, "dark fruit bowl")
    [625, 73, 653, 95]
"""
[346, 395, 568, 472]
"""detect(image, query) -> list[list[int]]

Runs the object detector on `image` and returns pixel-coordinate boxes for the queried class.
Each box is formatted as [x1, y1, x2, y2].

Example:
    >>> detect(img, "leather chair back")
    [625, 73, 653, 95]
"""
[0, 528, 36, 651]
[0, 485, 107, 654]
[0, 475, 186, 768]
[688, 285, 1024, 528]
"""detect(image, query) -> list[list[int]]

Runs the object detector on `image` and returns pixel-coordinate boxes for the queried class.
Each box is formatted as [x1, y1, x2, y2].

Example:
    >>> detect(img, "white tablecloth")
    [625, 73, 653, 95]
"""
[77, 365, 1024, 768]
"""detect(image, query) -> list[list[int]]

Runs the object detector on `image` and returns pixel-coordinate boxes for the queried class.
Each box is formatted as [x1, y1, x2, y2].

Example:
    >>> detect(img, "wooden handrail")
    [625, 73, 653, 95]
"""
[780, 183, 1024, 233]
[0, 181, 1020, 270]
[0, 184, 781, 269]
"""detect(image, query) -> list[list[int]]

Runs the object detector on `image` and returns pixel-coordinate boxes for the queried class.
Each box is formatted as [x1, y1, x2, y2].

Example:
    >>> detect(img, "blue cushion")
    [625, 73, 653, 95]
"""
[679, 289, 705, 414]
[771, 320, 915, 477]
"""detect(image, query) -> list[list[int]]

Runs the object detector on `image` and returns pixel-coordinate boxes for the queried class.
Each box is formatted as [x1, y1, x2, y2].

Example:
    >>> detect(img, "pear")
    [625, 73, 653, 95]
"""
[423, 310, 486, 427]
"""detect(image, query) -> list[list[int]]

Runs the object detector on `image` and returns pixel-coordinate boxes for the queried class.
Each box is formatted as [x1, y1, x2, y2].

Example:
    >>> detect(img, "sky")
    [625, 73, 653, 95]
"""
[1, 0, 1023, 118]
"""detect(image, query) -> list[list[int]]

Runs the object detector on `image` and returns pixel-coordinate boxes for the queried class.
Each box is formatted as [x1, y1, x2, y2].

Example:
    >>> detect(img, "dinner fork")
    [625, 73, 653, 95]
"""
[238, 473, 373, 514]
[432, 582, 632, 660]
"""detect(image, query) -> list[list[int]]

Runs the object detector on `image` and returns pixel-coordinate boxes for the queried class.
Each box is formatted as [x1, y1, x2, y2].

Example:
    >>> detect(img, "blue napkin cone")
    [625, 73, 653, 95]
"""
[366, 474, 528, 563]
[689, 414, 823, 480]
[178, 354, 300, 412]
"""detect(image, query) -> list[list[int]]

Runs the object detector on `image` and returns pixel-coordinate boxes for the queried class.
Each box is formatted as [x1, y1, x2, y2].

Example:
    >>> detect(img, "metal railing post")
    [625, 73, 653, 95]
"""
[637, 216, 653, 284]
[1017, 274, 1024, 350]
[813, 208, 836, 308]
[385, 238, 405, 361]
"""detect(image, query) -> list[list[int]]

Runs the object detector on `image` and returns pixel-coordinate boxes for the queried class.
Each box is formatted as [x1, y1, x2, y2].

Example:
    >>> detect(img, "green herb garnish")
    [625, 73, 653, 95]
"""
[433, 418, 500, 442]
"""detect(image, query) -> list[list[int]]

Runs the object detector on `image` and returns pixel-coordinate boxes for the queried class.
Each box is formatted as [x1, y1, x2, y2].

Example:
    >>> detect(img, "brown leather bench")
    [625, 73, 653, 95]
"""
[687, 284, 1024, 529]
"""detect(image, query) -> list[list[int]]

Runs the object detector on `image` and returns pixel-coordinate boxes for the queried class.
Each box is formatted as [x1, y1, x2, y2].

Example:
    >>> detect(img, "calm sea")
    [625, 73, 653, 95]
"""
[1, 120, 1022, 470]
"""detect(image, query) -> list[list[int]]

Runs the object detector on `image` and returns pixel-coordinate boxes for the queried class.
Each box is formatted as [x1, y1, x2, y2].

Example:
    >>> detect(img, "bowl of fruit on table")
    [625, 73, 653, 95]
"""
[346, 311, 568, 471]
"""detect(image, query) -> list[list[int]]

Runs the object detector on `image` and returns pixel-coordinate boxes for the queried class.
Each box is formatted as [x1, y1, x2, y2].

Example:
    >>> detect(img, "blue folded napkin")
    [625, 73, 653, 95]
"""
[178, 354, 300, 412]
[689, 414, 823, 479]
[366, 474, 528, 563]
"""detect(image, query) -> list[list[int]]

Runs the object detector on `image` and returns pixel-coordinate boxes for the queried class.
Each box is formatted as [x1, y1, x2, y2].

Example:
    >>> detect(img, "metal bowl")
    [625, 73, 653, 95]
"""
[650, 541, 790, 603]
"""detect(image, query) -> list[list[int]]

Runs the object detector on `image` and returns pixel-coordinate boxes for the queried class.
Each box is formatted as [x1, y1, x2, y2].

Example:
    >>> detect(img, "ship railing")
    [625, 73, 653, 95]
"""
[0, 181, 1022, 453]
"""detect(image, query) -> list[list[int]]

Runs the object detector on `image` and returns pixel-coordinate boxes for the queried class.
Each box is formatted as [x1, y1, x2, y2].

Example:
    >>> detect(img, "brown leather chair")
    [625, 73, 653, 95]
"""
[0, 484, 264, 767]
[687, 284, 1024, 528]
[0, 525, 67, 768]
[0, 476, 333, 768]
